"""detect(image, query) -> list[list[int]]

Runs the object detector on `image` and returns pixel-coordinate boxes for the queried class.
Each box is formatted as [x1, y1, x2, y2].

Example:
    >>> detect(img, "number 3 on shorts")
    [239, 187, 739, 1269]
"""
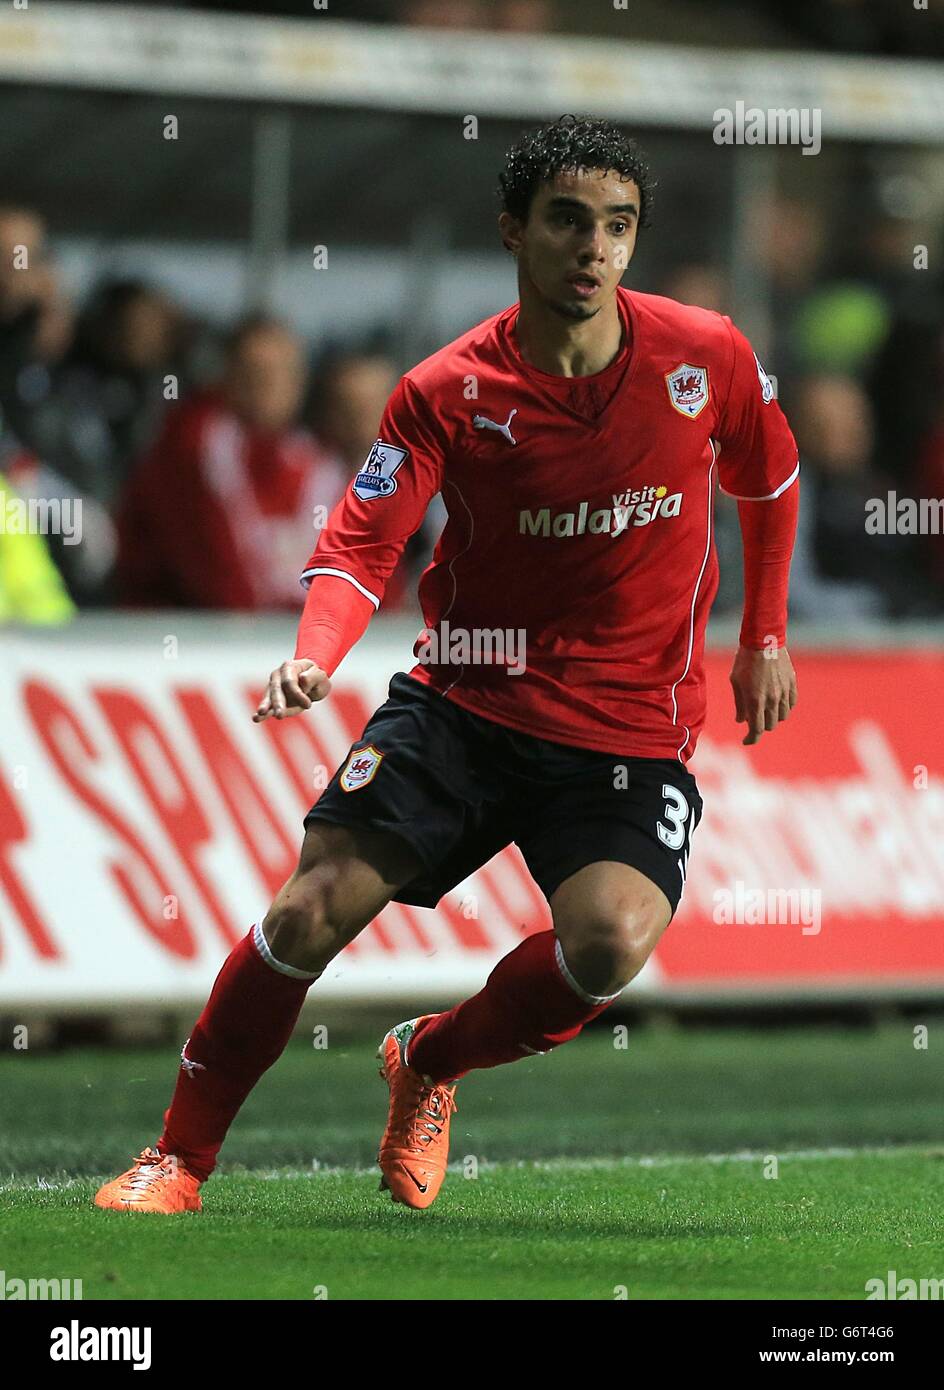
[656, 784, 691, 851]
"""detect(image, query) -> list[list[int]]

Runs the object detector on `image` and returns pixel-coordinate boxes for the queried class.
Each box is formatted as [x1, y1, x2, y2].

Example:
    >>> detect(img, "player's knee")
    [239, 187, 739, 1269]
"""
[558, 904, 661, 997]
[263, 861, 353, 972]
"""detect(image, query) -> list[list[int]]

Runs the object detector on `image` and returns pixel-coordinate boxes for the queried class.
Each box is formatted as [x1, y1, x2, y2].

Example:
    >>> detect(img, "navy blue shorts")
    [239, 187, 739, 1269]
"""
[304, 672, 702, 914]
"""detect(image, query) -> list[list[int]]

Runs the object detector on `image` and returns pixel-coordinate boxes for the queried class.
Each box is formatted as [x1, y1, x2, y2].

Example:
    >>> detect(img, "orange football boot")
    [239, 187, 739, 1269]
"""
[94, 1147, 203, 1213]
[377, 1016, 457, 1210]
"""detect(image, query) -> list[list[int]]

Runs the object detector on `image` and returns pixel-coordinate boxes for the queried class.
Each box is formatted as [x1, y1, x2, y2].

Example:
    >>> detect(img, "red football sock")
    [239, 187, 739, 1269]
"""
[157, 923, 318, 1180]
[407, 929, 620, 1083]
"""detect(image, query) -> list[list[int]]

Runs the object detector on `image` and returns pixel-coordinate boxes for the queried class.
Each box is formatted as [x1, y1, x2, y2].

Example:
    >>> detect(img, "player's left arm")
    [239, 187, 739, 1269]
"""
[715, 319, 800, 746]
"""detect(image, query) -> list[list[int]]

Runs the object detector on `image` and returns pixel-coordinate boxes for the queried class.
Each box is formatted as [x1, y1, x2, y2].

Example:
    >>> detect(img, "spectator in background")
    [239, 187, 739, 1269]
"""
[0, 208, 119, 605]
[0, 206, 66, 445]
[913, 325, 944, 601]
[791, 279, 890, 377]
[36, 278, 182, 510]
[310, 350, 397, 479]
[745, 195, 827, 383]
[20, 278, 185, 606]
[117, 315, 347, 610]
[0, 465, 75, 626]
[786, 373, 923, 619]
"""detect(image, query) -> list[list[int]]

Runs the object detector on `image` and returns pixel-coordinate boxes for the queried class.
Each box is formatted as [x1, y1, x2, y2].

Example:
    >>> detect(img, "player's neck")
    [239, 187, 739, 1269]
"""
[513, 284, 624, 378]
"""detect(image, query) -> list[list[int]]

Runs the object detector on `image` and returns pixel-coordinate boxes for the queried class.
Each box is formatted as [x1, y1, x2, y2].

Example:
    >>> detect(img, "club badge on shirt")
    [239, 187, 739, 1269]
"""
[340, 744, 384, 792]
[665, 363, 710, 418]
[352, 440, 408, 501]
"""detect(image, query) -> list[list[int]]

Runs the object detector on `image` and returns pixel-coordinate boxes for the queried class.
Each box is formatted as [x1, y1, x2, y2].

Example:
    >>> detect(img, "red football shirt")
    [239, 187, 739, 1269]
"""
[300, 288, 799, 763]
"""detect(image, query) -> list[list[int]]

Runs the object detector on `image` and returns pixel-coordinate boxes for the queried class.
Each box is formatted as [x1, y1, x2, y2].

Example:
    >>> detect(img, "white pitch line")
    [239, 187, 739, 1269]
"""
[522, 1144, 944, 1171]
[2, 1143, 939, 1191]
[254, 1143, 942, 1178]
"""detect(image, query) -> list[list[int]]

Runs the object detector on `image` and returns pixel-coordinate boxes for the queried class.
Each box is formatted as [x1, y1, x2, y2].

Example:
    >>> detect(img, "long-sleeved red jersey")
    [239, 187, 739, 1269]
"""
[298, 288, 799, 763]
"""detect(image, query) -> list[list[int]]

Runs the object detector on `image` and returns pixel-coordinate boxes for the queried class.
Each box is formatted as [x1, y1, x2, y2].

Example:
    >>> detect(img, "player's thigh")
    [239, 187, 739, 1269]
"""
[300, 672, 505, 913]
[519, 753, 703, 974]
[265, 820, 424, 954]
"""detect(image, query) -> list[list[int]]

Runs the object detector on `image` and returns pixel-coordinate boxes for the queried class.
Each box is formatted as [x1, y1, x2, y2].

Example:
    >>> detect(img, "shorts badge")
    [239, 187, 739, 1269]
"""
[665, 363, 710, 418]
[340, 744, 384, 792]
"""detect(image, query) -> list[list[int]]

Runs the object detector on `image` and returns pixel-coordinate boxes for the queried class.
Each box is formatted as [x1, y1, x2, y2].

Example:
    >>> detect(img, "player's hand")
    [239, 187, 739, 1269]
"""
[729, 644, 797, 746]
[253, 659, 331, 722]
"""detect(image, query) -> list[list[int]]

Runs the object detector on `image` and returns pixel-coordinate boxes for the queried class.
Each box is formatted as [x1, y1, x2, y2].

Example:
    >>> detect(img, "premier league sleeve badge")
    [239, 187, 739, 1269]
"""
[352, 440, 409, 501]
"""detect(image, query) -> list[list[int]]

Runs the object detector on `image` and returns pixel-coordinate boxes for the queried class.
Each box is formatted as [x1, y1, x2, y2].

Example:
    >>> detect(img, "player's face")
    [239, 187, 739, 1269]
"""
[502, 169, 640, 321]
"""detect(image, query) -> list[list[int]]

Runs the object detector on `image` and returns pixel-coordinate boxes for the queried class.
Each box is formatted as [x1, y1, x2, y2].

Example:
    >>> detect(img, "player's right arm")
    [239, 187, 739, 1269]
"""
[253, 375, 446, 722]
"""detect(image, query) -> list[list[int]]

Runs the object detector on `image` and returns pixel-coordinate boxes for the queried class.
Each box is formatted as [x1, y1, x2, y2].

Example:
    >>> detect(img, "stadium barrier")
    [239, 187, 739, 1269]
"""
[1, 5, 941, 142]
[1, 615, 943, 1008]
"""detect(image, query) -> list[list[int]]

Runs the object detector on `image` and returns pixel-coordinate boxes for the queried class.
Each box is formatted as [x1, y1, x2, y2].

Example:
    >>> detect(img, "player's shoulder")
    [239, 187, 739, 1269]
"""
[622, 287, 738, 359]
[399, 304, 515, 405]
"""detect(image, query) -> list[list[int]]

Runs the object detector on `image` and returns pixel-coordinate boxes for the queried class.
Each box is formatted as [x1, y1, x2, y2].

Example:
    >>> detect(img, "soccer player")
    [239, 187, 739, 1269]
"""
[95, 116, 798, 1214]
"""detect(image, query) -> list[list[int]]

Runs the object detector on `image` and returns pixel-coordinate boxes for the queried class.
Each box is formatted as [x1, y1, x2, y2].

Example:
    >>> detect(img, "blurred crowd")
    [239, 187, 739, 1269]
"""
[397, 0, 944, 58]
[179, 0, 944, 58]
[672, 192, 944, 622]
[0, 205, 432, 622]
[1, 195, 942, 628]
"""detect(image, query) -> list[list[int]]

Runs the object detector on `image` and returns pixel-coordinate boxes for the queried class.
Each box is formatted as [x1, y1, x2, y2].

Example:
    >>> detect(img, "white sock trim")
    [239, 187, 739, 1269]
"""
[252, 921, 321, 981]
[554, 937, 623, 1007]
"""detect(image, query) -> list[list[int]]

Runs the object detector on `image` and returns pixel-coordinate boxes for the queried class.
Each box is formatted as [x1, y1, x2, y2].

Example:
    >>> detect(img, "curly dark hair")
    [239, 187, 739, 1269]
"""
[498, 115, 654, 230]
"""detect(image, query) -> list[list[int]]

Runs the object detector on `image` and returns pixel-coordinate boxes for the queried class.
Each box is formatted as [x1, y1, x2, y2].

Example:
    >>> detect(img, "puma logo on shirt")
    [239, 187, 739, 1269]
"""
[472, 408, 518, 445]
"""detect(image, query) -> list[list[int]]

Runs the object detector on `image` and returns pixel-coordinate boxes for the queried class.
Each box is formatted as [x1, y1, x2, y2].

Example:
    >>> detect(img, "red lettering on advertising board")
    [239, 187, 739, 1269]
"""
[94, 688, 239, 950]
[245, 686, 337, 811]
[0, 768, 60, 960]
[23, 681, 199, 959]
[177, 688, 297, 898]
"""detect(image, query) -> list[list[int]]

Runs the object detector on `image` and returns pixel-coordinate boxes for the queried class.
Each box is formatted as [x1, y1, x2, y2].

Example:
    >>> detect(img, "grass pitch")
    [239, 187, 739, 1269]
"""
[2, 1023, 941, 1300]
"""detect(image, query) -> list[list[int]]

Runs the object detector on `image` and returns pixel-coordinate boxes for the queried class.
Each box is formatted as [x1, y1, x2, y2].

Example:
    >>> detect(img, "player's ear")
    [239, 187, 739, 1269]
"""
[498, 211, 523, 257]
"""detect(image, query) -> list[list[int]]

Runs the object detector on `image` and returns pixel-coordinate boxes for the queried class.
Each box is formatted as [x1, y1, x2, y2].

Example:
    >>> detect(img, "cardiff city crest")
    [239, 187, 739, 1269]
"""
[339, 744, 385, 792]
[665, 363, 710, 418]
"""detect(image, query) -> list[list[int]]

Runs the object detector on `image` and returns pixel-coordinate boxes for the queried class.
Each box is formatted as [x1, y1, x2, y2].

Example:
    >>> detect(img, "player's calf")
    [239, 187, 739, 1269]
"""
[94, 823, 420, 1214]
